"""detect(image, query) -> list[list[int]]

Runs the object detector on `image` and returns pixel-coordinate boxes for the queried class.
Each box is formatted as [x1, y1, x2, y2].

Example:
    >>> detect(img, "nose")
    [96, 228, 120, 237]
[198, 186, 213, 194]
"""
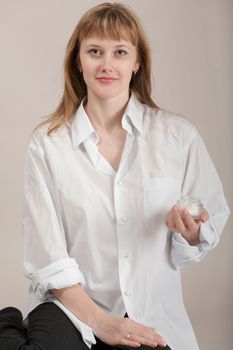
[100, 64, 113, 72]
[100, 54, 113, 72]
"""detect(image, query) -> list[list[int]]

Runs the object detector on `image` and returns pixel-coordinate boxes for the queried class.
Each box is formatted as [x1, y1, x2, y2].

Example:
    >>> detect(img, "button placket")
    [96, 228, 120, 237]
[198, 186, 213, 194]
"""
[124, 290, 131, 297]
[114, 169, 133, 309]
[120, 216, 127, 223]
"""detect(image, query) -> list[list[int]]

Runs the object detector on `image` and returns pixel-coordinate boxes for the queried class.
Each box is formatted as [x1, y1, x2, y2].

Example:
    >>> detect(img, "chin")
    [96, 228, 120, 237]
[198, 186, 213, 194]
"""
[92, 89, 125, 100]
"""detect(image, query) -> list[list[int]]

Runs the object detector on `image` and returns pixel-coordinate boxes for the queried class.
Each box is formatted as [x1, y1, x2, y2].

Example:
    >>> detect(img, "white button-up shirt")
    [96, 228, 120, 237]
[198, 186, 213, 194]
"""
[22, 94, 230, 350]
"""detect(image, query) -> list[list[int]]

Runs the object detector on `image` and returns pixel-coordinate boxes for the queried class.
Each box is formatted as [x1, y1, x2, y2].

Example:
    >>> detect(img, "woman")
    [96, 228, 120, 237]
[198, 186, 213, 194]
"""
[0, 2, 229, 350]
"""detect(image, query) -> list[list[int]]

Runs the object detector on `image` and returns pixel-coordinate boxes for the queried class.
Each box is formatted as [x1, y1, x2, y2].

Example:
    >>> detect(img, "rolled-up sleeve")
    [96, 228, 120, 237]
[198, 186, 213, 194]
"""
[22, 132, 86, 298]
[171, 126, 230, 269]
[31, 258, 86, 299]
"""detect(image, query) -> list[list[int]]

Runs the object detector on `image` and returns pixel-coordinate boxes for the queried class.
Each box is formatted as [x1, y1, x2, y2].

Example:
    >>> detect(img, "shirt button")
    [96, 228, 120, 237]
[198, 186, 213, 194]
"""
[117, 180, 123, 185]
[123, 252, 129, 258]
[121, 217, 127, 223]
[124, 290, 131, 297]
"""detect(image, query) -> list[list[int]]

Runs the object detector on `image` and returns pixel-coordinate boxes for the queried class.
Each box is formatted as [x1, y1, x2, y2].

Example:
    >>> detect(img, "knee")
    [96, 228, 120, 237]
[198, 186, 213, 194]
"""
[0, 307, 24, 333]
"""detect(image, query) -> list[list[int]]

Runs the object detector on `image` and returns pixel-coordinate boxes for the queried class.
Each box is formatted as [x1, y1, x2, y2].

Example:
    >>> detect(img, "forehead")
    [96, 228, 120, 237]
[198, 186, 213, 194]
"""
[78, 12, 138, 47]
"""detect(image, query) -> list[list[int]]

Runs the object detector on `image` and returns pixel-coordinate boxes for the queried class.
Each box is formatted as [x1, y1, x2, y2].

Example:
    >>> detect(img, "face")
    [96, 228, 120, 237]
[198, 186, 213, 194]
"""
[79, 37, 140, 100]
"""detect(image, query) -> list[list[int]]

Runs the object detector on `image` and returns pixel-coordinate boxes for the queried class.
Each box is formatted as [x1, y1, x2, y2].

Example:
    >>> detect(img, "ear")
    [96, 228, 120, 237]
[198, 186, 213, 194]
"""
[134, 62, 140, 73]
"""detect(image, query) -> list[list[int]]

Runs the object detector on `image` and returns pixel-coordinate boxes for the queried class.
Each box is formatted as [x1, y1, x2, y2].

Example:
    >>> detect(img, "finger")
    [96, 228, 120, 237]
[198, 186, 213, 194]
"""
[119, 336, 141, 348]
[128, 334, 158, 348]
[197, 209, 209, 223]
[135, 327, 167, 347]
[182, 208, 199, 231]
[165, 212, 176, 231]
[124, 320, 167, 347]
[166, 205, 178, 230]
[165, 209, 172, 226]
[131, 334, 167, 348]
[173, 206, 186, 233]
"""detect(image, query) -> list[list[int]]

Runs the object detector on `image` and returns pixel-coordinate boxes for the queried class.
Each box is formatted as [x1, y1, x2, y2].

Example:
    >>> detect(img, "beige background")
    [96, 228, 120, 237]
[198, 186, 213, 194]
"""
[0, 1, 232, 349]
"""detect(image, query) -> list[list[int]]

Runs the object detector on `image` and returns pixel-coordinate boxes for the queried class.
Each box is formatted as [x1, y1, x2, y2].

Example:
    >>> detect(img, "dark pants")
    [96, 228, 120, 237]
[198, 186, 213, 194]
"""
[0, 302, 171, 350]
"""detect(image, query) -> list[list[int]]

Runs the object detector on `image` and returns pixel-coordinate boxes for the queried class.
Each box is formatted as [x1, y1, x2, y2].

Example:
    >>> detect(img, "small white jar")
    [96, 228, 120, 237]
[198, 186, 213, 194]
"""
[176, 196, 203, 218]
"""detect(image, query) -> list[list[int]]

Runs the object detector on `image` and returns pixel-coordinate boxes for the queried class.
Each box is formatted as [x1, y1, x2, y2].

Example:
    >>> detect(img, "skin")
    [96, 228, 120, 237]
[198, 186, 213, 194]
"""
[165, 206, 209, 245]
[79, 37, 140, 106]
[78, 37, 141, 171]
[52, 36, 209, 348]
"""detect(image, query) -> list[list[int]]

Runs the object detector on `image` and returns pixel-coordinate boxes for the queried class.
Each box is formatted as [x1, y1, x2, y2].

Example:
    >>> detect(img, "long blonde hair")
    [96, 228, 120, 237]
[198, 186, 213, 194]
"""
[38, 2, 159, 135]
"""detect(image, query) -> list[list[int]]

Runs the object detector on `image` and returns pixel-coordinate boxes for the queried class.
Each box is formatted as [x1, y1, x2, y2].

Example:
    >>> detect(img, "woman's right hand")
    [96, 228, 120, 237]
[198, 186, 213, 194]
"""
[93, 313, 167, 348]
[52, 285, 167, 348]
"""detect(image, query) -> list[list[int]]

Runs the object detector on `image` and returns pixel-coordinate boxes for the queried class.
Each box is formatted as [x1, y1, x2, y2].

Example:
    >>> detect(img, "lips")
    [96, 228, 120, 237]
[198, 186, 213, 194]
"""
[96, 77, 118, 83]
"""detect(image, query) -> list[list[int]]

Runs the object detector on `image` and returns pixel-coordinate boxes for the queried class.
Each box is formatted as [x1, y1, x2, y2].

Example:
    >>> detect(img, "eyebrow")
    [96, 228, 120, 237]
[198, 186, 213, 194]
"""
[86, 44, 131, 49]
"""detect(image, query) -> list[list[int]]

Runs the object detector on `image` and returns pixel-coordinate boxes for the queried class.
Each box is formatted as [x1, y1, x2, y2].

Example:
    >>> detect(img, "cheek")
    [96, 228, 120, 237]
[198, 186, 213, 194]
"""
[124, 60, 136, 72]
[81, 64, 97, 84]
[121, 66, 134, 81]
[81, 60, 93, 74]
[80, 54, 95, 72]
[82, 72, 93, 89]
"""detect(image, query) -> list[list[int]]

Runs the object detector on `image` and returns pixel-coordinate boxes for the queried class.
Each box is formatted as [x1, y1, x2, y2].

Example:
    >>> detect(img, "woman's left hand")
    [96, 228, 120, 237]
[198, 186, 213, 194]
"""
[165, 205, 209, 246]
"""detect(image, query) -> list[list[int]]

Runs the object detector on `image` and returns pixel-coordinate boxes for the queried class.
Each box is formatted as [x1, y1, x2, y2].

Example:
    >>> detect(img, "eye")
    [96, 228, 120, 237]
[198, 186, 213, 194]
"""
[88, 48, 102, 56]
[116, 49, 128, 56]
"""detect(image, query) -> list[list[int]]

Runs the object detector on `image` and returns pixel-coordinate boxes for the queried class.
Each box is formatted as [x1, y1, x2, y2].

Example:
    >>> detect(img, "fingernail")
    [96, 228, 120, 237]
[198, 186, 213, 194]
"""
[161, 338, 167, 346]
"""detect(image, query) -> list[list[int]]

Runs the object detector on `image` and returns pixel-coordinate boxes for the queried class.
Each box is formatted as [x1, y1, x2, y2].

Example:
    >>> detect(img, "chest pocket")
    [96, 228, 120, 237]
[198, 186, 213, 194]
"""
[143, 177, 181, 227]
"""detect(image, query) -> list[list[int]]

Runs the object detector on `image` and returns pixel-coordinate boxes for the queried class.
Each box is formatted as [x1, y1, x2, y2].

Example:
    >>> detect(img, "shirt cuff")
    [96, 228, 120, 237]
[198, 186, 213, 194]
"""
[31, 258, 86, 299]
[199, 217, 219, 251]
[52, 299, 96, 349]
[171, 233, 202, 268]
[171, 218, 219, 269]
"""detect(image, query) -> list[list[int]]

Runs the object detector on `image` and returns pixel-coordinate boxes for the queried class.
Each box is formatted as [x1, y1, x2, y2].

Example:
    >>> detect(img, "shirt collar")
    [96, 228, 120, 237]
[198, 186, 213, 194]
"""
[71, 93, 145, 148]
[71, 101, 98, 148]
[122, 93, 144, 135]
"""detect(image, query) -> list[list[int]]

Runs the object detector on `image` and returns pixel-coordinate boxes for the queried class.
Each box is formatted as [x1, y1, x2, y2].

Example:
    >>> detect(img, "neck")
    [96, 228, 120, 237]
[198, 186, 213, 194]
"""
[84, 91, 130, 131]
